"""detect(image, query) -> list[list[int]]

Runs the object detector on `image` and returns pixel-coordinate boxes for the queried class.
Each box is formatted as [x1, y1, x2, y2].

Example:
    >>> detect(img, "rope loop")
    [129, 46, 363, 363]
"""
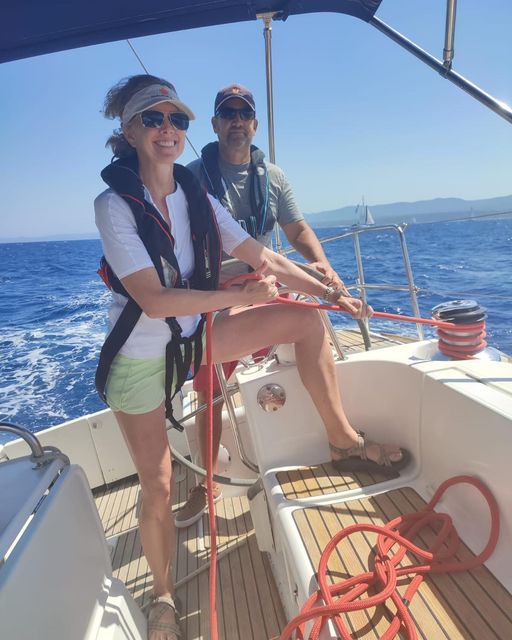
[279, 476, 500, 640]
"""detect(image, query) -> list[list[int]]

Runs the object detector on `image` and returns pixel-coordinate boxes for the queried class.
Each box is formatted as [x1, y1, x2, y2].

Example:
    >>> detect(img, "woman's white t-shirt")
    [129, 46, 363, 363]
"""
[94, 183, 250, 358]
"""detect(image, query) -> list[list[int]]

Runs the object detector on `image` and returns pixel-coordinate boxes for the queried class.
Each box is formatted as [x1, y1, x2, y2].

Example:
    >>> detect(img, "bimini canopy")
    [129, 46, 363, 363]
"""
[1, 0, 382, 64]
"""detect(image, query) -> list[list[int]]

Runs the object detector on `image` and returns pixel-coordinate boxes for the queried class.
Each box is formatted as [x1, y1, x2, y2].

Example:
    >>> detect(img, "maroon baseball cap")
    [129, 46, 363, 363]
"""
[214, 84, 256, 114]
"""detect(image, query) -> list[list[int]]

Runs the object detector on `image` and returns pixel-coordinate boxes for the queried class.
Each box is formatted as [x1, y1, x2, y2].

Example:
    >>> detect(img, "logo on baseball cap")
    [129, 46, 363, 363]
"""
[214, 84, 256, 115]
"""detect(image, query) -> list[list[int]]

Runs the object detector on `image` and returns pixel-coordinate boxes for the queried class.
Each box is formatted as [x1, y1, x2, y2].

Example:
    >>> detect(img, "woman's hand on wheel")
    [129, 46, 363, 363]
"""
[335, 295, 374, 319]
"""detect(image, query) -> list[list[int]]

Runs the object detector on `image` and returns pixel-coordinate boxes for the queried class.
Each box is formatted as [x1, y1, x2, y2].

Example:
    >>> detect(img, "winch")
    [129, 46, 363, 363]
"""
[431, 300, 501, 361]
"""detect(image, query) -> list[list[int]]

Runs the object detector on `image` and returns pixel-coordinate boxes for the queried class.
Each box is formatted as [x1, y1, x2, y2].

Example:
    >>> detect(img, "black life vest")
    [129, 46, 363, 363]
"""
[200, 142, 276, 239]
[95, 154, 222, 428]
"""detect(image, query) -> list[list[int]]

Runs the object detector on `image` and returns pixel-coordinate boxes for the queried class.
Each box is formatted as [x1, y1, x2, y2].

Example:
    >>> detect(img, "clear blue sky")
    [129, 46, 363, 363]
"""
[1, 0, 511, 240]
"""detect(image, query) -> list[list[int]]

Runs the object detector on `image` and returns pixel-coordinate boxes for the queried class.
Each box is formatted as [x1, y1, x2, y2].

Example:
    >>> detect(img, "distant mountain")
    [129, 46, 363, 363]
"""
[304, 194, 512, 227]
[2, 194, 511, 242]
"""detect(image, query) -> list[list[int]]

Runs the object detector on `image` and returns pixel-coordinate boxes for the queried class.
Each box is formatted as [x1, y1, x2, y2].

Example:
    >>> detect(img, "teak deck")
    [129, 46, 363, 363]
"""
[93, 468, 286, 640]
[276, 464, 390, 499]
[291, 485, 512, 639]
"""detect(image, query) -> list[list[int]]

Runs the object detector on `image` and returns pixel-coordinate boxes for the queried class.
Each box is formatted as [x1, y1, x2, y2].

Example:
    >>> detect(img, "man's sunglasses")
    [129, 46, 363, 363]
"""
[139, 110, 190, 131]
[215, 106, 255, 121]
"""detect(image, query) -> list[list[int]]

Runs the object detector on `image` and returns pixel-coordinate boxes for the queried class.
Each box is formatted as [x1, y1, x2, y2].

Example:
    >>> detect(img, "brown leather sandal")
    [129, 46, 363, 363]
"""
[146, 595, 182, 639]
[330, 430, 411, 478]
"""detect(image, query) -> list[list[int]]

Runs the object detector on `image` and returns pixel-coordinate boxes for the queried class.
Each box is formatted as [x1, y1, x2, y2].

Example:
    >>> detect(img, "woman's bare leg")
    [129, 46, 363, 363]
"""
[208, 305, 402, 460]
[114, 403, 176, 598]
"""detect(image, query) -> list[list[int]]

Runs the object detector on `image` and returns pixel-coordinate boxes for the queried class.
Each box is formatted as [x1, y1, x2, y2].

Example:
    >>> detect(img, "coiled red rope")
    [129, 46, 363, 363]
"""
[203, 276, 493, 640]
[278, 476, 500, 640]
[436, 321, 487, 358]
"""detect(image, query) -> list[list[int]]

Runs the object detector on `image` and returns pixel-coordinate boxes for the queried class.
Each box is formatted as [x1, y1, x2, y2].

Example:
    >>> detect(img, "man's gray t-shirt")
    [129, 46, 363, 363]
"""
[187, 156, 303, 250]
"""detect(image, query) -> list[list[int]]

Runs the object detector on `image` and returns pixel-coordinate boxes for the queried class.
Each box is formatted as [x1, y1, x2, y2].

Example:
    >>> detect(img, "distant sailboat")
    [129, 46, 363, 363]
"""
[355, 197, 375, 225]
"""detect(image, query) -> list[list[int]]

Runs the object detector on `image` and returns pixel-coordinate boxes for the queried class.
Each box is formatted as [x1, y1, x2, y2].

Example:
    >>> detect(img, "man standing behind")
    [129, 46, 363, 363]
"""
[176, 84, 345, 527]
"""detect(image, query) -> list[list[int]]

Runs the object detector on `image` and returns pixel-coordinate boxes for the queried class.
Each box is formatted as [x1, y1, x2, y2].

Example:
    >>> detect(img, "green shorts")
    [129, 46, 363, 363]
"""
[105, 321, 211, 415]
[105, 354, 166, 414]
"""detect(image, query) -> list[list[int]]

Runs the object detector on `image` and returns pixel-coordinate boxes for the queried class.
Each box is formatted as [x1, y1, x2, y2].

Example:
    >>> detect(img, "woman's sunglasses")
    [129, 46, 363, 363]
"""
[139, 110, 190, 131]
[215, 106, 256, 121]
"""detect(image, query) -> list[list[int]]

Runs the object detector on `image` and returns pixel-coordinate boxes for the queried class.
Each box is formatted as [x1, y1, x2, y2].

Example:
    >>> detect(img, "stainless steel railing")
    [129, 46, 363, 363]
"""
[0, 422, 70, 467]
[286, 223, 425, 344]
[350, 223, 424, 342]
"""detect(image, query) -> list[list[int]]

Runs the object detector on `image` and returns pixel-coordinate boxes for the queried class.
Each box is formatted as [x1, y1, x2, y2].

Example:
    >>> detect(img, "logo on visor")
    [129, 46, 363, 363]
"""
[160, 87, 170, 95]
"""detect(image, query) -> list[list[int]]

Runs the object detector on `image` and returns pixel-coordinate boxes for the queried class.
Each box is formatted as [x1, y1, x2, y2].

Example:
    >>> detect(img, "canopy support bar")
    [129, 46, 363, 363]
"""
[369, 16, 512, 125]
[258, 12, 277, 164]
[258, 12, 283, 252]
[443, 0, 457, 69]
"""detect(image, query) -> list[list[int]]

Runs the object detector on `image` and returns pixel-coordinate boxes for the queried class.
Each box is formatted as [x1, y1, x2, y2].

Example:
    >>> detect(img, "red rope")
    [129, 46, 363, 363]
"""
[436, 321, 487, 358]
[278, 476, 500, 640]
[267, 295, 488, 359]
[205, 310, 218, 640]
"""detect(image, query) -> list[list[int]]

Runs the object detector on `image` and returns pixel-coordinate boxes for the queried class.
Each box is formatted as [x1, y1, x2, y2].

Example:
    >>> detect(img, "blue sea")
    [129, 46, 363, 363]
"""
[1, 218, 511, 442]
